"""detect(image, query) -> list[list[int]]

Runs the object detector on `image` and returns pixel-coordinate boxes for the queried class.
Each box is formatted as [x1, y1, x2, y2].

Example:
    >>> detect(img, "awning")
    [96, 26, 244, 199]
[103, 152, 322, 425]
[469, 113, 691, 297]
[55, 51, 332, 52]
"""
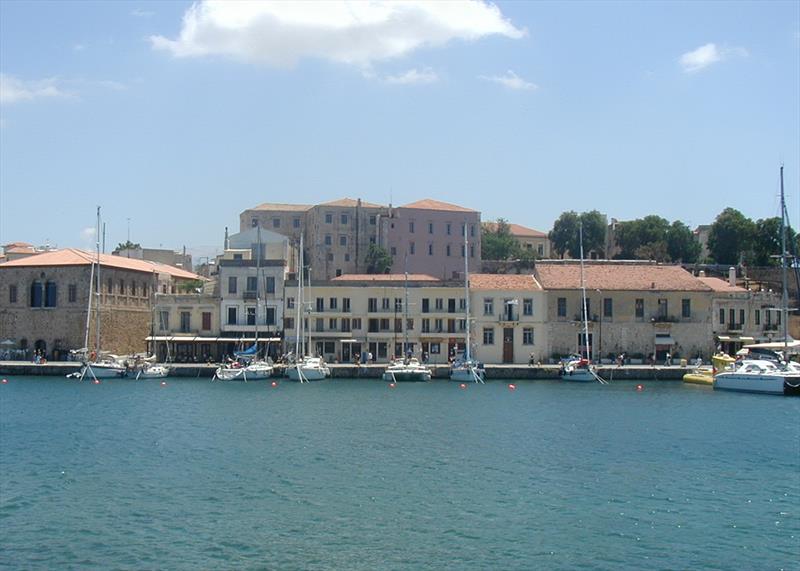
[717, 336, 755, 343]
[146, 336, 281, 343]
[654, 336, 675, 346]
[339, 339, 360, 344]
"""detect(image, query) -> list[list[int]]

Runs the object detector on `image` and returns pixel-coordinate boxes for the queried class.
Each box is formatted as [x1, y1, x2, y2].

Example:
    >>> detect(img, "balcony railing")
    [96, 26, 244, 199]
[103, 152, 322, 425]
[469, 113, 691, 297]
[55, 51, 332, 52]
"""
[242, 291, 258, 301]
[651, 314, 679, 323]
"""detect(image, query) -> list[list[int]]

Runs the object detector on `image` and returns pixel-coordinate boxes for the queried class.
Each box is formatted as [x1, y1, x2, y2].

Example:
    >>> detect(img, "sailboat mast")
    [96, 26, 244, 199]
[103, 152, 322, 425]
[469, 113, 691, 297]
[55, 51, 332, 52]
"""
[94, 207, 102, 355]
[404, 263, 409, 356]
[463, 224, 471, 362]
[295, 234, 303, 358]
[579, 221, 590, 360]
[255, 225, 261, 358]
[780, 165, 788, 357]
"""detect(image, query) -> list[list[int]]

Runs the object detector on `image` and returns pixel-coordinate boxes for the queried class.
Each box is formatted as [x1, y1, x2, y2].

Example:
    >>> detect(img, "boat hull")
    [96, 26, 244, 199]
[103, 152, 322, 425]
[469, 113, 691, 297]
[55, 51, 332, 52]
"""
[287, 366, 328, 381]
[382, 370, 431, 382]
[561, 368, 596, 382]
[683, 372, 713, 385]
[137, 366, 170, 379]
[450, 366, 485, 383]
[713, 374, 788, 395]
[82, 364, 127, 378]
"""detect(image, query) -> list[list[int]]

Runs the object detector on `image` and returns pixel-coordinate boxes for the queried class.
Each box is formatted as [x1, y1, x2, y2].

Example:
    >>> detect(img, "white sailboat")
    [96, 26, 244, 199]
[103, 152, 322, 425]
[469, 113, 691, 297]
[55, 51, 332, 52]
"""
[714, 166, 800, 396]
[215, 226, 274, 381]
[382, 264, 431, 382]
[561, 222, 606, 384]
[450, 225, 484, 382]
[287, 234, 330, 382]
[74, 207, 127, 380]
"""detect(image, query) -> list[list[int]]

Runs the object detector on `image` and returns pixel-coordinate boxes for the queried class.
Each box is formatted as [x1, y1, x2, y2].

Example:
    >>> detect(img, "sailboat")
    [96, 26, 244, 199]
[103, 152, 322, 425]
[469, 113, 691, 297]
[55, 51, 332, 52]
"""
[72, 207, 128, 380]
[450, 225, 484, 382]
[561, 222, 606, 384]
[382, 264, 431, 382]
[137, 271, 170, 379]
[215, 226, 274, 381]
[714, 166, 800, 396]
[287, 233, 330, 382]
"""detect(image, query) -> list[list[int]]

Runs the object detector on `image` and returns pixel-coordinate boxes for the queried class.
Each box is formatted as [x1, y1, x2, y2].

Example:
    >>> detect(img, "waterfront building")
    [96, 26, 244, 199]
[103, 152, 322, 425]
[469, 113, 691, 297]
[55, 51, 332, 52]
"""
[483, 221, 551, 258]
[535, 260, 716, 362]
[239, 197, 481, 280]
[0, 248, 202, 358]
[148, 290, 221, 362]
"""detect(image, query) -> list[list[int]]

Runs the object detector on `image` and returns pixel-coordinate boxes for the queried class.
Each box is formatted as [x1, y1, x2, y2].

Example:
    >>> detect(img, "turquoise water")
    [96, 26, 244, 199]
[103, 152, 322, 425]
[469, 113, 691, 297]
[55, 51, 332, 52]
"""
[1, 377, 798, 570]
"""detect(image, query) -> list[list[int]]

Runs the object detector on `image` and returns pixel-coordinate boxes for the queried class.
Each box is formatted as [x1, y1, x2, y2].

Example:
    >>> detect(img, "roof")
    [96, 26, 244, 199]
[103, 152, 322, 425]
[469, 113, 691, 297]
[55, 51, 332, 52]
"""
[535, 262, 711, 292]
[248, 202, 313, 212]
[400, 199, 476, 213]
[3, 242, 33, 248]
[5, 246, 36, 254]
[0, 248, 202, 280]
[697, 276, 748, 293]
[331, 274, 441, 282]
[469, 274, 542, 291]
[483, 222, 547, 238]
[318, 197, 385, 208]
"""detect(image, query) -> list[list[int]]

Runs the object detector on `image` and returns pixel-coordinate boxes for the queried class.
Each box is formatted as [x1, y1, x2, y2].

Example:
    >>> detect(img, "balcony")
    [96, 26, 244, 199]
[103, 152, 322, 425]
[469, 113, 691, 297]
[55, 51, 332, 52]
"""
[727, 323, 743, 333]
[651, 314, 679, 323]
[243, 290, 258, 301]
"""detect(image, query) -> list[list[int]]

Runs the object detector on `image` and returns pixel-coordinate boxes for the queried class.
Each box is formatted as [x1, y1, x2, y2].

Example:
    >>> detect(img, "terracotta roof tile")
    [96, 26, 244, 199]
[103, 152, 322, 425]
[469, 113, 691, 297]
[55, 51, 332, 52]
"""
[318, 198, 385, 208]
[483, 222, 547, 238]
[250, 202, 313, 212]
[698, 276, 748, 293]
[400, 199, 476, 212]
[535, 262, 711, 291]
[0, 248, 202, 280]
[3, 242, 33, 248]
[331, 274, 440, 282]
[469, 274, 542, 291]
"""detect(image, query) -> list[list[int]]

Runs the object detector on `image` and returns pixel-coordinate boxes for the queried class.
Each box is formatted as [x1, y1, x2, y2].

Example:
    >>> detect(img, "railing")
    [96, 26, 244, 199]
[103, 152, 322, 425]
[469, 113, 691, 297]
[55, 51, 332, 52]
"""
[242, 291, 258, 301]
[651, 315, 679, 323]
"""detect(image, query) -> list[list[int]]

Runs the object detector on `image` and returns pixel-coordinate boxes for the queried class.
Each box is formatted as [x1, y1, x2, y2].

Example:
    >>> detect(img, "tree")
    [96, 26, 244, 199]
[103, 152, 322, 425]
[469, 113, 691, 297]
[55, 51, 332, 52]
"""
[707, 208, 755, 265]
[666, 221, 701, 263]
[615, 215, 670, 259]
[481, 219, 521, 260]
[364, 244, 393, 274]
[114, 240, 141, 253]
[549, 210, 607, 259]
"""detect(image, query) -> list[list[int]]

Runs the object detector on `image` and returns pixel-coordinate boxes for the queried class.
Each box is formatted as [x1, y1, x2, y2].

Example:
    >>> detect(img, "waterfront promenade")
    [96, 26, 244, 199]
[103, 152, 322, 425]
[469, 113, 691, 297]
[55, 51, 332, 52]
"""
[0, 361, 691, 380]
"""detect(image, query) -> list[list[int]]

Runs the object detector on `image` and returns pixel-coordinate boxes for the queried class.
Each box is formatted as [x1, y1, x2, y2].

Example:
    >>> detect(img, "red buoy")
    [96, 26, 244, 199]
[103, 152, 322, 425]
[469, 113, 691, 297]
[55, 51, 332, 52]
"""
[389, 382, 396, 388]
[1, 379, 7, 384]
[160, 381, 167, 387]
[459, 383, 466, 389]
[93, 379, 101, 384]
[636, 384, 644, 391]
[508, 383, 516, 390]
[271, 381, 278, 387]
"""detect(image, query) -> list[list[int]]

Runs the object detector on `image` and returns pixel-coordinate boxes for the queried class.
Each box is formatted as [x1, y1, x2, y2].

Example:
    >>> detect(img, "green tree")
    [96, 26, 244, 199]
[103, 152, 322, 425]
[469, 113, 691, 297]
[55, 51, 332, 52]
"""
[751, 217, 797, 266]
[707, 208, 755, 265]
[364, 244, 393, 274]
[114, 240, 141, 253]
[615, 215, 670, 259]
[549, 210, 607, 259]
[481, 219, 521, 260]
[666, 221, 701, 263]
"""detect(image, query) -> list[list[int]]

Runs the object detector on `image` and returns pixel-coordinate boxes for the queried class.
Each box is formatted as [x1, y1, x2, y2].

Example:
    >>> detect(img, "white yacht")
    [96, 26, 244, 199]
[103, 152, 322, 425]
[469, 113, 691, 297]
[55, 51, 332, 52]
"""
[450, 226, 485, 383]
[383, 357, 432, 382]
[215, 359, 274, 381]
[287, 356, 330, 382]
[136, 364, 170, 379]
[713, 359, 800, 396]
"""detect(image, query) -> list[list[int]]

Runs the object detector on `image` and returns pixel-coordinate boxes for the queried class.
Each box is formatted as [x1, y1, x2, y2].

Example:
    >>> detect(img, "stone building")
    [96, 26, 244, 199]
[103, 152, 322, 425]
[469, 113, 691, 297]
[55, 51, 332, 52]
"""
[0, 248, 201, 359]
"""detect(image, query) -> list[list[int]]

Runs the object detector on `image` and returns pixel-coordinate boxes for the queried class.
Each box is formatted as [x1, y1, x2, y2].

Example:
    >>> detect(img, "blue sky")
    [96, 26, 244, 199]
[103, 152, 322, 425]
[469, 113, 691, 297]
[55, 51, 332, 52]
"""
[1, 1, 798, 260]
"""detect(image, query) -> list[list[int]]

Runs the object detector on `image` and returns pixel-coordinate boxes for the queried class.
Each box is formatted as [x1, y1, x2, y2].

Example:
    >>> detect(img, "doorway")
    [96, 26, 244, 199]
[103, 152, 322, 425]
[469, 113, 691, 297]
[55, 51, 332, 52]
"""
[503, 328, 514, 363]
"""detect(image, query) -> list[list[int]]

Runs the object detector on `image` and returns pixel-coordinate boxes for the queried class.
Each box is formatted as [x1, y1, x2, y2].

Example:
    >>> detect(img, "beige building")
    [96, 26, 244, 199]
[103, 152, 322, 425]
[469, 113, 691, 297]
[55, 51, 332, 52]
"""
[150, 291, 221, 362]
[536, 261, 716, 362]
[0, 248, 202, 358]
[113, 246, 192, 271]
[483, 222, 551, 258]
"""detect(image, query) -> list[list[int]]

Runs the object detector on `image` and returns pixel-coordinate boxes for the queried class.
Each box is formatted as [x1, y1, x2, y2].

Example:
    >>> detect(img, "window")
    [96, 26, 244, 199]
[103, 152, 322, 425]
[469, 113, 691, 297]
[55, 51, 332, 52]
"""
[329, 297, 338, 310]
[428, 244, 433, 256]
[484, 298, 494, 315]
[327, 253, 334, 262]
[341, 213, 348, 225]
[380, 318, 390, 331]
[755, 310, 760, 325]
[352, 318, 362, 330]
[390, 247, 397, 256]
[458, 319, 466, 331]
[394, 319, 402, 333]
[369, 215, 376, 225]
[131, 282, 137, 296]
[341, 318, 351, 332]
[728, 308, 735, 327]
[284, 317, 295, 330]
[446, 222, 451, 235]
[180, 311, 191, 332]
[343, 298, 351, 312]
[266, 307, 275, 325]
[461, 244, 465, 257]
[251, 218, 258, 228]
[202, 312, 212, 330]
[227, 307, 237, 325]
[325, 235, 332, 246]
[119, 280, 125, 295]
[719, 308, 725, 325]
[344, 254, 350, 262]
[228, 276, 237, 294]
[422, 318, 430, 333]
[287, 297, 295, 309]
[422, 299, 430, 313]
[339, 236, 347, 246]
[247, 307, 256, 325]
[395, 298, 403, 312]
[435, 298, 444, 311]
[382, 297, 390, 310]
[316, 318, 324, 332]
[158, 310, 169, 331]
[523, 328, 534, 345]
[368, 298, 378, 312]
[523, 298, 533, 316]
[448, 298, 456, 313]
[143, 283, 148, 297]
[68, 284, 77, 303]
[247, 276, 258, 291]
[9, 285, 17, 303]
[293, 218, 301, 228]
[316, 298, 324, 312]
[428, 222, 434, 234]
[434, 318, 443, 332]
[658, 299, 668, 319]
[603, 298, 613, 318]
[739, 309, 745, 326]
[430, 343, 441, 354]
[410, 242, 415, 255]
[409, 221, 415, 233]
[43, 282, 56, 307]
[557, 297, 567, 318]
[538, 244, 544, 256]
[635, 298, 644, 319]
[446, 244, 451, 257]
[266, 277, 275, 294]
[325, 213, 333, 224]
[447, 319, 456, 333]
[273, 218, 281, 228]
[30, 281, 43, 307]
[682, 299, 691, 318]
[329, 318, 338, 330]
[470, 245, 474, 258]
[470, 225, 475, 237]
[107, 278, 113, 293]
[483, 328, 494, 345]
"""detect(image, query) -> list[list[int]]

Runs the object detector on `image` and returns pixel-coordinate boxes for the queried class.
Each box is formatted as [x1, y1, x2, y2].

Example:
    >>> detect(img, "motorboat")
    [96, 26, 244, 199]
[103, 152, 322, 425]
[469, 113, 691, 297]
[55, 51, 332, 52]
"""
[287, 356, 330, 382]
[683, 354, 734, 385]
[383, 357, 432, 382]
[714, 359, 800, 396]
[561, 357, 598, 382]
[136, 364, 170, 379]
[80, 360, 128, 379]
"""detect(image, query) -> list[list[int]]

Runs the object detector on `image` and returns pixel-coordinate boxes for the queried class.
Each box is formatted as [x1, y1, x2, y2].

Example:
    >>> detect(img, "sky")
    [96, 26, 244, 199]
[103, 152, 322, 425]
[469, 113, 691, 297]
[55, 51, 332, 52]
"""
[1, 0, 798, 262]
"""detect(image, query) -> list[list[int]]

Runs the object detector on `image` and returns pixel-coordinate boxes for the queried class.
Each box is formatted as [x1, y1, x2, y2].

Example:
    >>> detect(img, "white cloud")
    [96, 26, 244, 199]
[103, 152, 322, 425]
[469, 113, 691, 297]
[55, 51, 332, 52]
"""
[479, 69, 537, 91]
[0, 74, 72, 105]
[679, 42, 748, 73]
[384, 67, 438, 85]
[150, 0, 525, 68]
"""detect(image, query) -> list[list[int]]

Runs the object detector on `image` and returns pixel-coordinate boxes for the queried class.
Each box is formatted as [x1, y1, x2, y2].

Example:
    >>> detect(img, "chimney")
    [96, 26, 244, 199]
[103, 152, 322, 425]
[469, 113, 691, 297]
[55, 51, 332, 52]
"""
[728, 267, 736, 287]
[224, 227, 229, 250]
[698, 270, 706, 278]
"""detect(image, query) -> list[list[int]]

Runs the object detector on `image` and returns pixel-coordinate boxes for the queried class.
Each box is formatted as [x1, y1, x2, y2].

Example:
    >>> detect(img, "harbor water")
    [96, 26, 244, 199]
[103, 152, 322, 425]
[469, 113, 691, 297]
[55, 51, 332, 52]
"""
[1, 377, 798, 570]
